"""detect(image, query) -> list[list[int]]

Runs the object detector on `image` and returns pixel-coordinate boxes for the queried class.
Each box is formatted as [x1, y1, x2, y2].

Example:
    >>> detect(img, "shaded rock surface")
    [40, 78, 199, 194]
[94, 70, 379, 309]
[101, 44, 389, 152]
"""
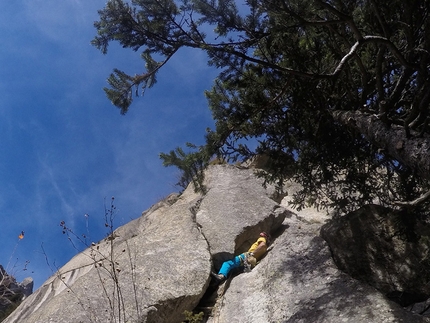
[321, 204, 430, 307]
[4, 164, 429, 322]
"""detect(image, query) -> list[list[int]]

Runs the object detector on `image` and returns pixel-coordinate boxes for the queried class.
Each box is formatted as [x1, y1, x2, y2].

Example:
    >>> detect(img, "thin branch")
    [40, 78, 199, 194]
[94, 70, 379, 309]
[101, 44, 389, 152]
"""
[369, 0, 390, 38]
[332, 36, 420, 77]
[375, 46, 386, 100]
[394, 190, 430, 207]
[314, 0, 363, 40]
[133, 47, 178, 84]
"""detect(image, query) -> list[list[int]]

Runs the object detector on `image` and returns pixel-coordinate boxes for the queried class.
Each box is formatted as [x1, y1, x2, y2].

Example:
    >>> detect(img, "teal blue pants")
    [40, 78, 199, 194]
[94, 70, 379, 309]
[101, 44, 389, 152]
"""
[218, 253, 246, 277]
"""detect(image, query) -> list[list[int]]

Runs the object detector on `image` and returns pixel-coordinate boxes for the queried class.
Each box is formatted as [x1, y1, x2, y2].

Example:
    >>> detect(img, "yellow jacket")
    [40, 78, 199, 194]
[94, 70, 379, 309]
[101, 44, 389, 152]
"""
[248, 237, 267, 260]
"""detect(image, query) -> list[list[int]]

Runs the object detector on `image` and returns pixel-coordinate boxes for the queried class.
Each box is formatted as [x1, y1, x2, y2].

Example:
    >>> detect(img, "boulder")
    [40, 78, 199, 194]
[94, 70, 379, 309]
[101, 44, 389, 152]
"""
[320, 204, 430, 306]
[19, 277, 34, 299]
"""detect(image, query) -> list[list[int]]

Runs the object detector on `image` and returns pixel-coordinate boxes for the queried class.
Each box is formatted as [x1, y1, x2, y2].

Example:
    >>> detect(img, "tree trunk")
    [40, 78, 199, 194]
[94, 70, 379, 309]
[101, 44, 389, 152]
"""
[331, 110, 430, 180]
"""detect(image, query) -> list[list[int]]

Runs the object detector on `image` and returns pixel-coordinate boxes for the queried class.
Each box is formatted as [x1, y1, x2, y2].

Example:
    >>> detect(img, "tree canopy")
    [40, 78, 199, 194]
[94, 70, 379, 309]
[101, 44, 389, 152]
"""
[92, 0, 430, 215]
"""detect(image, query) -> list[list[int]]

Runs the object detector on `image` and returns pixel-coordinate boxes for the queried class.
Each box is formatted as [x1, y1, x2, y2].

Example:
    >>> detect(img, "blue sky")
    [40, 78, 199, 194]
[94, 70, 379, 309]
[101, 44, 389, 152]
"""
[0, 0, 217, 289]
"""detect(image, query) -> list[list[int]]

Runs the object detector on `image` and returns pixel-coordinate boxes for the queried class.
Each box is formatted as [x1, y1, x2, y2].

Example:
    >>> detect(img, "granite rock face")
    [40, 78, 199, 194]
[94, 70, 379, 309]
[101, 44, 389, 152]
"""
[4, 165, 430, 322]
[195, 165, 290, 269]
[3, 165, 287, 323]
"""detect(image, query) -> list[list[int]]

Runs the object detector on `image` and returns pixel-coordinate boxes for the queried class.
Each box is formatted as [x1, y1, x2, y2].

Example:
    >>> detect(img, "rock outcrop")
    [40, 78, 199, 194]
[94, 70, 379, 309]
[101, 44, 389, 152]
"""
[0, 265, 33, 321]
[3, 165, 287, 323]
[3, 164, 430, 322]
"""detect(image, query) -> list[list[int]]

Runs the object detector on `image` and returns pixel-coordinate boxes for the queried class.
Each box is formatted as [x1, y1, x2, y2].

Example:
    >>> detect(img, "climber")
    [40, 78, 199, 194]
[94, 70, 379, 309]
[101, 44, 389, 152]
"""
[211, 231, 271, 284]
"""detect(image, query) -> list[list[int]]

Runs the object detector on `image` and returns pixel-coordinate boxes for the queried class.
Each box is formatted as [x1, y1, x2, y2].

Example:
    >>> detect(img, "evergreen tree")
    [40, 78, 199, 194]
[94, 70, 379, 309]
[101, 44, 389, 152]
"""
[159, 143, 211, 193]
[93, 0, 430, 214]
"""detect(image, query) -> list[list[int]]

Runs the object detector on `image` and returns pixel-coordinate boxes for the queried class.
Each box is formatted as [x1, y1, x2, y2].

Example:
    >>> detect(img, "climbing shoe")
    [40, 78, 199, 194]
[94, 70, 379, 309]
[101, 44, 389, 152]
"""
[210, 272, 226, 283]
